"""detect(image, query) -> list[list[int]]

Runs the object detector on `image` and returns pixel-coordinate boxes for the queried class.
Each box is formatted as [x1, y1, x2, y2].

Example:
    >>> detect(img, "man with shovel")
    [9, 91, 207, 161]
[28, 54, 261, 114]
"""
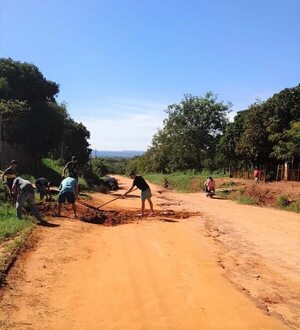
[57, 176, 78, 218]
[122, 171, 154, 217]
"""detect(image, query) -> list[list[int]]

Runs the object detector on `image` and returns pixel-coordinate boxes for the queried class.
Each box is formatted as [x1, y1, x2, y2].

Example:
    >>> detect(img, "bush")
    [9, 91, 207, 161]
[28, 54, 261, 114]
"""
[286, 199, 300, 213]
[277, 194, 290, 208]
[78, 177, 89, 191]
[237, 196, 257, 205]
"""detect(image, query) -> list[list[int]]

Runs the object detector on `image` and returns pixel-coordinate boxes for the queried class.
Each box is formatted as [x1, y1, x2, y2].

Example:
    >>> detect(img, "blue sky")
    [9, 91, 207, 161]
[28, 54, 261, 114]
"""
[1, 0, 299, 150]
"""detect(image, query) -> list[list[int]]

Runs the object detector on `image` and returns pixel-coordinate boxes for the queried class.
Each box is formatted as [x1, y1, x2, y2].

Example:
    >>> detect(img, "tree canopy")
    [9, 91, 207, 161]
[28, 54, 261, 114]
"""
[0, 58, 91, 165]
[127, 85, 300, 177]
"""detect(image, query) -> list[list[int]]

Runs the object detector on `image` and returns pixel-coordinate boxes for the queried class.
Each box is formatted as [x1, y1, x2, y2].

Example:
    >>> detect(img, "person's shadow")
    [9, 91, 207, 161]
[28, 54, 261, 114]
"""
[38, 220, 60, 227]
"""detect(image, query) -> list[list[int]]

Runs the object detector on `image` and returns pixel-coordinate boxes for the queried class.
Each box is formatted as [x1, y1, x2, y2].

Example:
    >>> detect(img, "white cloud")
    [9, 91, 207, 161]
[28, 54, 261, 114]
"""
[75, 103, 166, 150]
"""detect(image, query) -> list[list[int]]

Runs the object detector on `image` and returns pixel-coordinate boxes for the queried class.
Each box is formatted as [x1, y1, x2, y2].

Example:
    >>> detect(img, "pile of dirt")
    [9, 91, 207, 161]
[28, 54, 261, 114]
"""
[36, 201, 200, 226]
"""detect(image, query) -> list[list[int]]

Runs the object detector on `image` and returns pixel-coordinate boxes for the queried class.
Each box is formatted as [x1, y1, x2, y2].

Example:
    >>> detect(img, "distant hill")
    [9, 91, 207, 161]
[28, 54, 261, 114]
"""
[92, 150, 145, 158]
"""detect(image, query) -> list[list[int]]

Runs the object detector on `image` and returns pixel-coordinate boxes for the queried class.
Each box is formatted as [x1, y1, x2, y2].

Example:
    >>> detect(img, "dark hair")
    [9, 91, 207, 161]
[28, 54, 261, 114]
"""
[11, 160, 18, 165]
[209, 176, 213, 180]
[130, 171, 136, 176]
[72, 156, 77, 161]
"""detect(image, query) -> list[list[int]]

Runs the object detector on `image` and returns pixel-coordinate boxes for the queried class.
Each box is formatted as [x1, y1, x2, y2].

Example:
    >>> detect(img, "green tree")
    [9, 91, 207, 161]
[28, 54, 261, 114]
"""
[59, 118, 91, 164]
[0, 58, 91, 165]
[271, 121, 300, 161]
[217, 110, 248, 170]
[143, 93, 230, 172]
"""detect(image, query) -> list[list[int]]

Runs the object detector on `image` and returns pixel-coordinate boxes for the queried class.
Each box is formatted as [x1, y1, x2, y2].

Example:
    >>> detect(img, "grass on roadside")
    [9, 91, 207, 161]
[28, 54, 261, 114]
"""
[144, 171, 226, 193]
[0, 203, 35, 283]
[0, 204, 34, 243]
[237, 196, 257, 205]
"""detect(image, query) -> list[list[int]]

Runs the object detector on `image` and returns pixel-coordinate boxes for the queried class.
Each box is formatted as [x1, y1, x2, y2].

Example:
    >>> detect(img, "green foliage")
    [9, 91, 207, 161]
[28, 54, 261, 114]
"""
[136, 93, 231, 173]
[37, 158, 63, 186]
[101, 158, 127, 174]
[217, 111, 248, 168]
[0, 58, 91, 165]
[237, 196, 257, 205]
[276, 195, 300, 213]
[83, 158, 108, 185]
[271, 121, 300, 161]
[144, 171, 225, 193]
[277, 194, 290, 208]
[286, 199, 300, 213]
[0, 203, 34, 243]
[125, 156, 146, 175]
[0, 58, 59, 102]
[236, 85, 300, 165]
[56, 116, 91, 164]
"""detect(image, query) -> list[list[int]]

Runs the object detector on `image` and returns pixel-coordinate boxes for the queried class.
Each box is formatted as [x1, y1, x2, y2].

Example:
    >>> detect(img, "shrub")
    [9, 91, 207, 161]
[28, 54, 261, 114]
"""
[237, 196, 257, 205]
[286, 199, 300, 213]
[277, 194, 290, 208]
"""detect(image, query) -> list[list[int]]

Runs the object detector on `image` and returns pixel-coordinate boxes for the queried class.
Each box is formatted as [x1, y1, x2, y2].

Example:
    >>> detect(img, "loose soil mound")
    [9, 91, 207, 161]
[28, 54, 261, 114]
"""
[37, 201, 200, 226]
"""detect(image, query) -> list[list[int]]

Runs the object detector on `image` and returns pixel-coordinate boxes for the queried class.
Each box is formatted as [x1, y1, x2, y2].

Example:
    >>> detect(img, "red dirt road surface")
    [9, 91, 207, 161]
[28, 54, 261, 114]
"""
[0, 176, 299, 329]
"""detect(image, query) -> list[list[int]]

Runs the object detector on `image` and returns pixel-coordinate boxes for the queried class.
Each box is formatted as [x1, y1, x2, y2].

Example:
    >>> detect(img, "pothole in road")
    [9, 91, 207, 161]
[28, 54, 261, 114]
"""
[37, 202, 201, 226]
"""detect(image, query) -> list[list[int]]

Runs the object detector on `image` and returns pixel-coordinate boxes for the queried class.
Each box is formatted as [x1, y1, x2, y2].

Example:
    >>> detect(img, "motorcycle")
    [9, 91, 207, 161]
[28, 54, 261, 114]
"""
[205, 188, 215, 198]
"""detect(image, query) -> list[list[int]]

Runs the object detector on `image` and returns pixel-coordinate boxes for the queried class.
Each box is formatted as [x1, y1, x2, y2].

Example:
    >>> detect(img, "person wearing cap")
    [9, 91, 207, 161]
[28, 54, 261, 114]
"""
[12, 176, 44, 223]
[1, 160, 18, 204]
[122, 172, 154, 217]
[63, 156, 79, 181]
[35, 177, 51, 200]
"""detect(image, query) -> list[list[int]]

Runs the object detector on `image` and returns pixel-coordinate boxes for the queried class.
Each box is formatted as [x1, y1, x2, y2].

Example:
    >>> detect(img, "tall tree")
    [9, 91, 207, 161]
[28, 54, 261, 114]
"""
[149, 92, 231, 172]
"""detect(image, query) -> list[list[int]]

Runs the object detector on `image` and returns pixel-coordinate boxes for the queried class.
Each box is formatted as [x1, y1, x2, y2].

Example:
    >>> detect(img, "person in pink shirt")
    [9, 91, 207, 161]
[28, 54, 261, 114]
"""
[204, 176, 215, 193]
[253, 168, 261, 184]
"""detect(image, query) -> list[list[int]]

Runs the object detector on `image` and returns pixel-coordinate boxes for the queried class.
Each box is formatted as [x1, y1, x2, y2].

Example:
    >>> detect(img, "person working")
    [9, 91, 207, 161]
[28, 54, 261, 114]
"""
[35, 177, 51, 200]
[1, 160, 18, 204]
[57, 176, 78, 218]
[123, 172, 154, 217]
[63, 156, 79, 181]
[12, 176, 44, 223]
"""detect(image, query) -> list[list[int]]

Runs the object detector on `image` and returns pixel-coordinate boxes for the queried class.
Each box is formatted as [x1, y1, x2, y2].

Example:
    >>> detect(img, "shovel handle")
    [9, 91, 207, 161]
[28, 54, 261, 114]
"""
[97, 188, 138, 209]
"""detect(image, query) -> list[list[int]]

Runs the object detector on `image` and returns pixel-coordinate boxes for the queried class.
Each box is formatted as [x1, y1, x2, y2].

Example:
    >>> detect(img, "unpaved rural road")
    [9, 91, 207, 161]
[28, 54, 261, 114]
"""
[0, 176, 299, 329]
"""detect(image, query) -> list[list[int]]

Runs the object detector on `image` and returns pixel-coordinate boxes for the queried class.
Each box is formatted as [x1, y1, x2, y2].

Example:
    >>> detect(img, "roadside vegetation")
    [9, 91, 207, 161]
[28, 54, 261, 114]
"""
[144, 171, 225, 192]
[125, 86, 300, 181]
[0, 191, 35, 282]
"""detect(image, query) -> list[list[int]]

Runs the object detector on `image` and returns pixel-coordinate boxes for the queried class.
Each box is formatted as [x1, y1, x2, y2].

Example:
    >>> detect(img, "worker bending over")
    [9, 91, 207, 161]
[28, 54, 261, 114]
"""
[123, 172, 154, 217]
[57, 176, 78, 218]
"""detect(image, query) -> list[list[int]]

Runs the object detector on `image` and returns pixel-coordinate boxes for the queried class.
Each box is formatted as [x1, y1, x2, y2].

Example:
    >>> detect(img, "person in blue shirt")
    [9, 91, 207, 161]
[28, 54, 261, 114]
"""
[57, 176, 78, 218]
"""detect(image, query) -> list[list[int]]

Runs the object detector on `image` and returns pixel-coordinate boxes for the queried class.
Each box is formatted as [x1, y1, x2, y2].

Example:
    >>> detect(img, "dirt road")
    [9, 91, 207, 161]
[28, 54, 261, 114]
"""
[0, 176, 299, 329]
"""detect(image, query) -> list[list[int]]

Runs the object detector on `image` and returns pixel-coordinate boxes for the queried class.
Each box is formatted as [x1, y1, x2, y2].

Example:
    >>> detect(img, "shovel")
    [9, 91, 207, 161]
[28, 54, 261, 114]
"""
[78, 188, 138, 211]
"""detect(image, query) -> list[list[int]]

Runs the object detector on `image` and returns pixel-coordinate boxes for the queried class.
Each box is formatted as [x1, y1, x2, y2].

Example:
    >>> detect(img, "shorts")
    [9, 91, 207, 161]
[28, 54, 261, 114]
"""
[35, 183, 45, 194]
[141, 188, 152, 201]
[58, 191, 75, 204]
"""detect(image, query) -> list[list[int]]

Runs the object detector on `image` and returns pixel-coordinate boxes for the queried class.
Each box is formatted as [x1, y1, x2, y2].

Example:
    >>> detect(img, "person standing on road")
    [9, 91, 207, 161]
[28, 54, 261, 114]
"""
[57, 176, 78, 218]
[122, 172, 154, 217]
[253, 167, 261, 184]
[63, 156, 79, 181]
[1, 160, 18, 204]
[35, 177, 51, 200]
[12, 176, 44, 223]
